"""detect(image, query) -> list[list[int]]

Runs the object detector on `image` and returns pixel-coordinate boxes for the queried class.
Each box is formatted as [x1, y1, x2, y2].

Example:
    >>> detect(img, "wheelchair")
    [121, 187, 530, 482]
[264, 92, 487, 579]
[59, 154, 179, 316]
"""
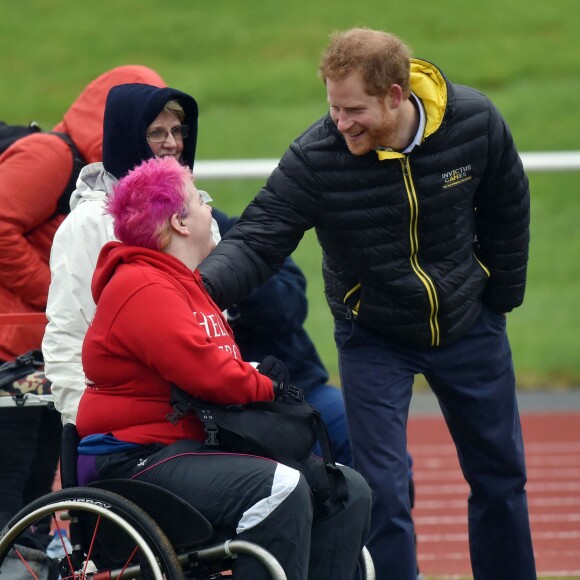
[0, 419, 376, 579]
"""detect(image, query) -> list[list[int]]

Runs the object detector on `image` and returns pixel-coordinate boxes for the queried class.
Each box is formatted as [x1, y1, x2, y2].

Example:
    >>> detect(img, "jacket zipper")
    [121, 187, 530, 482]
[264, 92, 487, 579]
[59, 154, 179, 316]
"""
[400, 157, 440, 346]
[474, 254, 490, 277]
[344, 283, 361, 319]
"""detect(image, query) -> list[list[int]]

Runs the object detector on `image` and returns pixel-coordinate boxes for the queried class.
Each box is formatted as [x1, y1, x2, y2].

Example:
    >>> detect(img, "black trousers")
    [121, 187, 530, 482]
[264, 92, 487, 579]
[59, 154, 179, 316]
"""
[0, 406, 62, 528]
[89, 439, 372, 580]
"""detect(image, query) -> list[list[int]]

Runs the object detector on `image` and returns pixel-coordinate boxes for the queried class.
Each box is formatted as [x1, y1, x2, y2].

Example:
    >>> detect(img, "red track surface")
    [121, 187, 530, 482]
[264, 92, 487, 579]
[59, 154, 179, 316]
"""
[408, 412, 580, 578]
[51, 410, 579, 577]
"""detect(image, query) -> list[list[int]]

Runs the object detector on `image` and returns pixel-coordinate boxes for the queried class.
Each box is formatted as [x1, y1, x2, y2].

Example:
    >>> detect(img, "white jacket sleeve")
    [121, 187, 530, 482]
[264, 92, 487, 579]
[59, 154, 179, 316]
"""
[42, 196, 115, 424]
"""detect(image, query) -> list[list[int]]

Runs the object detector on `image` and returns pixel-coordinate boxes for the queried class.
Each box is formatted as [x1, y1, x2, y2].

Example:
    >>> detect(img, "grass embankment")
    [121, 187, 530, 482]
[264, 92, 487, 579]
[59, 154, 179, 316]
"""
[2, 0, 579, 387]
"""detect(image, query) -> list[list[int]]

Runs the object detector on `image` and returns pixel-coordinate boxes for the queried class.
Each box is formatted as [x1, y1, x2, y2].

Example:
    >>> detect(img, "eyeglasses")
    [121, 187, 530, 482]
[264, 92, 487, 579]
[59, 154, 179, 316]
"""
[146, 125, 189, 143]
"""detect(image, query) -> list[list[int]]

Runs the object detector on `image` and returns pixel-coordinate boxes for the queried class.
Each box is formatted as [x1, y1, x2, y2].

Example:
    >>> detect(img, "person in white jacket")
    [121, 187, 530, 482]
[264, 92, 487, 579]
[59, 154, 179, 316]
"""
[43, 167, 117, 423]
[43, 83, 201, 424]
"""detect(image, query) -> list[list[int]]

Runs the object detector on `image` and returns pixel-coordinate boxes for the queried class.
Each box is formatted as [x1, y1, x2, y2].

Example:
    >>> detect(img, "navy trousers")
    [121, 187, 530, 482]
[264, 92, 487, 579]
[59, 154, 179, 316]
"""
[335, 306, 536, 580]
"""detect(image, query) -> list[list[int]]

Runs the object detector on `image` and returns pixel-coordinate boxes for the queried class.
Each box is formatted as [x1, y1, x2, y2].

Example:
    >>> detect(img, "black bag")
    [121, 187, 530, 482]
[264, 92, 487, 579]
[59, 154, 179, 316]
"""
[0, 121, 41, 152]
[0, 350, 52, 404]
[167, 384, 348, 501]
[0, 121, 86, 216]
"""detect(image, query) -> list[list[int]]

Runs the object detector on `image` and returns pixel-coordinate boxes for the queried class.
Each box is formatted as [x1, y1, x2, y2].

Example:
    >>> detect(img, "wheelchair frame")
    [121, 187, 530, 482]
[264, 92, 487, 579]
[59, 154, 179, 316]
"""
[0, 398, 376, 579]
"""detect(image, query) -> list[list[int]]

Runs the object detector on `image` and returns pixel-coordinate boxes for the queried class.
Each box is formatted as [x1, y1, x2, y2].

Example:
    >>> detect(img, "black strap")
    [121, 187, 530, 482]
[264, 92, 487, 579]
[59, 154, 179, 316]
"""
[196, 405, 220, 446]
[49, 131, 86, 216]
[0, 122, 86, 217]
[168, 385, 348, 502]
[312, 415, 349, 502]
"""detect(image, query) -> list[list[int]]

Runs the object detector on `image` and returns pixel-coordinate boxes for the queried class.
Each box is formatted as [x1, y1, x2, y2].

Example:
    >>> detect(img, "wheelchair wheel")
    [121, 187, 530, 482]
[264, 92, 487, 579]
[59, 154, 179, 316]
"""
[0, 486, 184, 579]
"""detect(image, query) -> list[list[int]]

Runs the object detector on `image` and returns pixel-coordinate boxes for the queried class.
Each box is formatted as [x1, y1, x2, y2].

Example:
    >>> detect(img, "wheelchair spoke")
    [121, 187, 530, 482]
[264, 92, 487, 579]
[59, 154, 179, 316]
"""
[9, 546, 41, 579]
[116, 544, 140, 579]
[0, 489, 183, 579]
[81, 513, 100, 577]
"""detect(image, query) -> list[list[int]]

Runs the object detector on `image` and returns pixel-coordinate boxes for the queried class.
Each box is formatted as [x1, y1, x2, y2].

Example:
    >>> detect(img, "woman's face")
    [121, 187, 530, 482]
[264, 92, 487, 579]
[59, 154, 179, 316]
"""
[146, 110, 184, 161]
[181, 179, 216, 260]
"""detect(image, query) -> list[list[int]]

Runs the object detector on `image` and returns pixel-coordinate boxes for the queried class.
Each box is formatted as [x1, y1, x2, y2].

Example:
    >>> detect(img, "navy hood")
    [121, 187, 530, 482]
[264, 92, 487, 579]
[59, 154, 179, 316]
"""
[102, 84, 198, 179]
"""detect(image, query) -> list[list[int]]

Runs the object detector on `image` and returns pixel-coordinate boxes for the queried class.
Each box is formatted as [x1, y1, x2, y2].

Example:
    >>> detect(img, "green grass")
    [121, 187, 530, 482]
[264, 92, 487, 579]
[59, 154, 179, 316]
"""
[1, 0, 579, 388]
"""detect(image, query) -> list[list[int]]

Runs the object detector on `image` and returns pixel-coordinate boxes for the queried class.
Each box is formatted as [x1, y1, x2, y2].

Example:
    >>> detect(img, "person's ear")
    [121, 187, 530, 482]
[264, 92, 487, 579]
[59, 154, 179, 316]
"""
[387, 84, 403, 109]
[170, 214, 188, 236]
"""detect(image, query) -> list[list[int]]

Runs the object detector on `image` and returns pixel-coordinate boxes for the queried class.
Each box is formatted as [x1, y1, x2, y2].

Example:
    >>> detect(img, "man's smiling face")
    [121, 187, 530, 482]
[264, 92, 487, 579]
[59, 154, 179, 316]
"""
[326, 70, 398, 156]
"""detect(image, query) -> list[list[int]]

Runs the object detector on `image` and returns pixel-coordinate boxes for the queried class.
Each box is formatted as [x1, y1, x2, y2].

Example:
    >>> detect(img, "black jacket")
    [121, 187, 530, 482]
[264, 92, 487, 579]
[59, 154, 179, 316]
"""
[201, 59, 529, 348]
[212, 209, 329, 392]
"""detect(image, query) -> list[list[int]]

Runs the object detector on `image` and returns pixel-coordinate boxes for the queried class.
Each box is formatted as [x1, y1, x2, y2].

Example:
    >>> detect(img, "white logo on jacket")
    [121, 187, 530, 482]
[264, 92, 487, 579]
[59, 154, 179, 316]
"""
[193, 310, 241, 359]
[442, 164, 472, 189]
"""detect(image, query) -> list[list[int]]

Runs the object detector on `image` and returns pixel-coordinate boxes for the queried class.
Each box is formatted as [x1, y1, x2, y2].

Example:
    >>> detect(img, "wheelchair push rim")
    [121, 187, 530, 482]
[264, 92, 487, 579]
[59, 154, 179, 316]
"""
[0, 487, 183, 579]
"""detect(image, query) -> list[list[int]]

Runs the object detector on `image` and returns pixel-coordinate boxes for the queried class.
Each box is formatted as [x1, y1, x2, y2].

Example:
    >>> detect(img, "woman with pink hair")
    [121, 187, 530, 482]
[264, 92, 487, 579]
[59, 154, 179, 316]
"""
[76, 156, 372, 580]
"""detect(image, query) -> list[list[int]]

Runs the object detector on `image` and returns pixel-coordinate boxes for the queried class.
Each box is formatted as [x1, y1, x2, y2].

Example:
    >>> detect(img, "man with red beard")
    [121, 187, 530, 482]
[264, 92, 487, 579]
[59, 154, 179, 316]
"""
[199, 28, 535, 580]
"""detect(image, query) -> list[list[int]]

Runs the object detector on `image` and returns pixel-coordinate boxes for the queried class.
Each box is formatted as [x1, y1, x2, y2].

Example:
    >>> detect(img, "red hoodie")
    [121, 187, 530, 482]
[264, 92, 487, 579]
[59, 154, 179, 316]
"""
[0, 66, 166, 361]
[76, 242, 274, 445]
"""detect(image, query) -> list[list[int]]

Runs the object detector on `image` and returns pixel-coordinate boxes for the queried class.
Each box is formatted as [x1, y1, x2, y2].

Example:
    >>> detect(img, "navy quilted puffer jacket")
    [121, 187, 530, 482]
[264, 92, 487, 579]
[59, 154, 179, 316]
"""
[200, 59, 529, 348]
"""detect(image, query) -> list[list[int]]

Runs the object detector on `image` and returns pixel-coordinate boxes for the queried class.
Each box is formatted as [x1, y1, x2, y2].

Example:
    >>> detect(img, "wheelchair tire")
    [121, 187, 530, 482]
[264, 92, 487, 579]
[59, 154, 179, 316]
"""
[0, 486, 184, 579]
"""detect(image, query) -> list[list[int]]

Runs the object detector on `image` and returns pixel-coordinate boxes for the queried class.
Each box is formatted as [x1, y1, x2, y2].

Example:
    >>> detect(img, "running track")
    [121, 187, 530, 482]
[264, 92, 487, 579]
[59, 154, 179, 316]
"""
[50, 397, 580, 578]
[408, 410, 580, 578]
